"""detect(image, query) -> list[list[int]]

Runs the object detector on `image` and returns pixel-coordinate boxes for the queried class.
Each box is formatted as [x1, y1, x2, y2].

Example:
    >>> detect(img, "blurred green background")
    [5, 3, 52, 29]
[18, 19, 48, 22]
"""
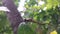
[0, 0, 60, 34]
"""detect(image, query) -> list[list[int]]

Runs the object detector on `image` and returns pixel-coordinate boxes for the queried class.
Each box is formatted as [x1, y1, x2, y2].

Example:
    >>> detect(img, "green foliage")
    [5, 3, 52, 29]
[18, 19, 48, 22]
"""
[24, 0, 60, 34]
[18, 24, 36, 34]
[25, 0, 37, 6]
[0, 11, 12, 34]
[0, 0, 60, 34]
